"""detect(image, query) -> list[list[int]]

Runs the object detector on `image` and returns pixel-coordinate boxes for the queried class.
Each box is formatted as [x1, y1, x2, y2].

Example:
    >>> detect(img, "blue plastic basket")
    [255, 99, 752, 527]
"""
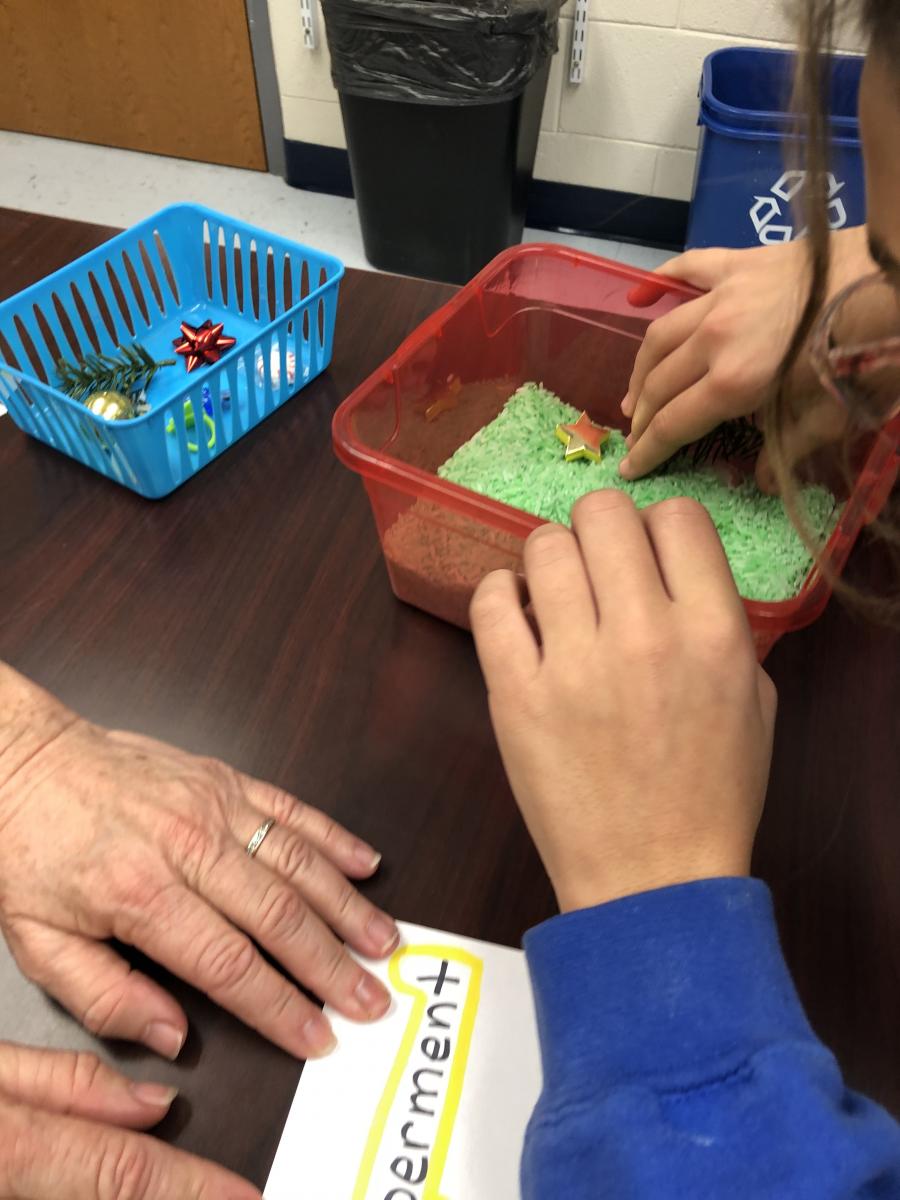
[0, 204, 344, 497]
[687, 48, 865, 250]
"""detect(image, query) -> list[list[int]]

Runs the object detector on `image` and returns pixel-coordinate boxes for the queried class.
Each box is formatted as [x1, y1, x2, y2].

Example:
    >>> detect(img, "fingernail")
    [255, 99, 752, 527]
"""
[625, 433, 635, 449]
[621, 395, 633, 416]
[354, 843, 382, 872]
[367, 912, 400, 956]
[130, 1081, 178, 1108]
[302, 1012, 337, 1057]
[143, 1022, 185, 1061]
[354, 973, 391, 1018]
[619, 456, 634, 479]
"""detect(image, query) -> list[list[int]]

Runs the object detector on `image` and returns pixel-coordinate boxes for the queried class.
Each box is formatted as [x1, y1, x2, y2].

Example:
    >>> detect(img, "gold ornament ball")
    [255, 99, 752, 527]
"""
[84, 390, 136, 421]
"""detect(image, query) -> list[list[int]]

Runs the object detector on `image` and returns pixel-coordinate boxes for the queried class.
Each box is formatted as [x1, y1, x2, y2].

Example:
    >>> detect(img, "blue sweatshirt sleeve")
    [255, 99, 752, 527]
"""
[522, 878, 900, 1199]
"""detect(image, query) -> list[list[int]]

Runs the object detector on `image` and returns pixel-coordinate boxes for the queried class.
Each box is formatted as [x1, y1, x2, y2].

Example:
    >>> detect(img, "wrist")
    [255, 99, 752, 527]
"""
[0, 664, 77, 799]
[552, 848, 752, 915]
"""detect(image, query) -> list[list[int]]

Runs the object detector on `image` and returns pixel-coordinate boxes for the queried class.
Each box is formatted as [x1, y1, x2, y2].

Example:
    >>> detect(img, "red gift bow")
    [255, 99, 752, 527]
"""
[173, 320, 236, 372]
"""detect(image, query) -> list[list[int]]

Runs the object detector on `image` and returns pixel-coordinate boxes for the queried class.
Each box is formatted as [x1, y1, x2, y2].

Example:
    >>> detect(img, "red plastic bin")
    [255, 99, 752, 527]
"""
[333, 244, 899, 660]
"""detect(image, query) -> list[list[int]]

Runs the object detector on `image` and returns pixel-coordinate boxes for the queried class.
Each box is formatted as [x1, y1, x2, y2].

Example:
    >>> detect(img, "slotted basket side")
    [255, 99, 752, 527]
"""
[0, 204, 343, 497]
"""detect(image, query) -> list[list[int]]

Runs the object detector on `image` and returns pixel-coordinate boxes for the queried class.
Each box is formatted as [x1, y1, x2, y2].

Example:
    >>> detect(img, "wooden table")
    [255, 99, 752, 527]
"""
[0, 209, 898, 1188]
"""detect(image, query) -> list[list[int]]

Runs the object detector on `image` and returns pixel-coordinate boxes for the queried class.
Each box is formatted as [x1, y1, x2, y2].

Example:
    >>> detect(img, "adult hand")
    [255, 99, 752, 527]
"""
[0, 1041, 258, 1199]
[0, 667, 399, 1062]
[620, 228, 872, 489]
[470, 492, 777, 913]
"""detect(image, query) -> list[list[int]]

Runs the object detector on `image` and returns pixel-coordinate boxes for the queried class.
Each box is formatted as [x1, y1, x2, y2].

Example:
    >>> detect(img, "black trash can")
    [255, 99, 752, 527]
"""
[321, 0, 562, 284]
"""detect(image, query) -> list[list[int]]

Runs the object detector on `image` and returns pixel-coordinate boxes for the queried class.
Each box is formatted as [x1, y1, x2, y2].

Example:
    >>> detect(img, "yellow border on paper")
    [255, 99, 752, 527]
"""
[352, 945, 483, 1200]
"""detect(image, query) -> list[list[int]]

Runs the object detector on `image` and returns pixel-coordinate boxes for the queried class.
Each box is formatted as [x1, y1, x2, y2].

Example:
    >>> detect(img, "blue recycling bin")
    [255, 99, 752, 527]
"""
[686, 47, 865, 250]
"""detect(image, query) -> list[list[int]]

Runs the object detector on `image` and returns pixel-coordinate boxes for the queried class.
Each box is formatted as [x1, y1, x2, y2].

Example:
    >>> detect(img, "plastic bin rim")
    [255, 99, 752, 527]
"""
[333, 239, 700, 474]
[332, 241, 899, 630]
[698, 103, 861, 146]
[700, 46, 863, 134]
[0, 202, 346, 427]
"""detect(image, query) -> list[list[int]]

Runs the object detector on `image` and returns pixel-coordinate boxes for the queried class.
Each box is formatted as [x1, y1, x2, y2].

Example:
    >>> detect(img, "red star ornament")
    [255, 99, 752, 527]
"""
[173, 320, 237, 372]
[555, 411, 611, 463]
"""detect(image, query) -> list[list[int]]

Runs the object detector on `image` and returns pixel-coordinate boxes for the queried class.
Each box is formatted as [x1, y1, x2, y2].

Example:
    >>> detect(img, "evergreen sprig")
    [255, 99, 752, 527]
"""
[662, 417, 764, 473]
[56, 342, 175, 402]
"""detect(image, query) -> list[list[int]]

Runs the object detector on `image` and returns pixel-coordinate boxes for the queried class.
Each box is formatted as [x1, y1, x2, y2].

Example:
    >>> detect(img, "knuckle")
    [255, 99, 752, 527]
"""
[161, 813, 217, 874]
[702, 307, 735, 343]
[268, 788, 300, 824]
[265, 980, 301, 1025]
[333, 881, 358, 923]
[525, 523, 574, 567]
[641, 318, 667, 356]
[69, 1051, 105, 1101]
[470, 574, 514, 631]
[637, 368, 662, 409]
[116, 876, 183, 943]
[291, 923, 348, 991]
[195, 756, 236, 796]
[110, 862, 164, 912]
[654, 495, 710, 523]
[646, 403, 679, 448]
[95, 1135, 157, 1200]
[80, 977, 130, 1037]
[319, 941, 350, 992]
[313, 813, 341, 853]
[195, 931, 258, 994]
[273, 831, 316, 880]
[155, 815, 231, 898]
[573, 489, 634, 521]
[709, 357, 752, 397]
[257, 883, 308, 943]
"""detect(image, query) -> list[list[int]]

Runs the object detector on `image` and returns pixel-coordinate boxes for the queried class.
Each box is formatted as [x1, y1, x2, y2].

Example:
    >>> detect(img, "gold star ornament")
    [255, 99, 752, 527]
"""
[555, 411, 611, 463]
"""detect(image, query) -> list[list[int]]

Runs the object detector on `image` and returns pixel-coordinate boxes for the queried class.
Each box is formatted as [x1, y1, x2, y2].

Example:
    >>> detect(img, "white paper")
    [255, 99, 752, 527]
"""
[264, 922, 542, 1200]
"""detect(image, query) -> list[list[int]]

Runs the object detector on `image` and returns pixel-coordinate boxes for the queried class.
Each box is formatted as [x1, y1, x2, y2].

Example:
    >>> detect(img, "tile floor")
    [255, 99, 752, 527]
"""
[0, 131, 677, 272]
[0, 130, 677, 418]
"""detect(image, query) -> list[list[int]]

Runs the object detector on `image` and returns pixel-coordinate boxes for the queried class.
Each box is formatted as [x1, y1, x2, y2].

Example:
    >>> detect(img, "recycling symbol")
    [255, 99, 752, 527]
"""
[750, 170, 848, 245]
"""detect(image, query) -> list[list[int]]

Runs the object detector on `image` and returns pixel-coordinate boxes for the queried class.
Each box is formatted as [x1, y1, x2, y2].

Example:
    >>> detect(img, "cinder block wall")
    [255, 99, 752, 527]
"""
[268, 0, 864, 202]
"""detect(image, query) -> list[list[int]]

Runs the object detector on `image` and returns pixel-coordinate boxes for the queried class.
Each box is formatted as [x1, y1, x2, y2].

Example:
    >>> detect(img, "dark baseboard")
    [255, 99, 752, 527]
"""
[284, 140, 354, 199]
[526, 179, 688, 251]
[283, 138, 688, 251]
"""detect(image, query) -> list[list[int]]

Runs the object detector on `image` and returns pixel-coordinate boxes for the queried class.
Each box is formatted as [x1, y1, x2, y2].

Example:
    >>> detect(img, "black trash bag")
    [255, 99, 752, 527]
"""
[321, 0, 563, 105]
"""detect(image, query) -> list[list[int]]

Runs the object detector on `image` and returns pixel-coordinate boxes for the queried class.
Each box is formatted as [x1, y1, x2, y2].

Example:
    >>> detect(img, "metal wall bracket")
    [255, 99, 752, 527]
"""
[300, 0, 318, 50]
[570, 0, 588, 84]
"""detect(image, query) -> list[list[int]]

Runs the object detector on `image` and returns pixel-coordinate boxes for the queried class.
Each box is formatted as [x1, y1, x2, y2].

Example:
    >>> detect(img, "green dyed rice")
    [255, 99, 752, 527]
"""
[437, 383, 839, 603]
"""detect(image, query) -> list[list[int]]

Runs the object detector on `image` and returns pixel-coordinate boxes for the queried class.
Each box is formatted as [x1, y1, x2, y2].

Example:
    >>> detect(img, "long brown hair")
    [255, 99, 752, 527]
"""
[768, 0, 899, 616]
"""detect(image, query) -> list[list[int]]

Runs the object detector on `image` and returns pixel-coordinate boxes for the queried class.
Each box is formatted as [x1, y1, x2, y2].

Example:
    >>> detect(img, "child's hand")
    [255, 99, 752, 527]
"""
[620, 228, 871, 488]
[470, 492, 777, 914]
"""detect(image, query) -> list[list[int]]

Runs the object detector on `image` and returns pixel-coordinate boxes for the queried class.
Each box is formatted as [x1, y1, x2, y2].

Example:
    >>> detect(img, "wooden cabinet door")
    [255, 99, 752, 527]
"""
[0, 0, 267, 170]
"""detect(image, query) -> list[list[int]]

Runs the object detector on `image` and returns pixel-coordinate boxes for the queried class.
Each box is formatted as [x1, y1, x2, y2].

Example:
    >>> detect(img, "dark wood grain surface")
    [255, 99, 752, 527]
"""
[0, 209, 898, 1189]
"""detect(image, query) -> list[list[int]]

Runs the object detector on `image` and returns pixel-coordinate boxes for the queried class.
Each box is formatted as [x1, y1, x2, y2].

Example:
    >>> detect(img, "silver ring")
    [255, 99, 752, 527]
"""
[246, 817, 276, 858]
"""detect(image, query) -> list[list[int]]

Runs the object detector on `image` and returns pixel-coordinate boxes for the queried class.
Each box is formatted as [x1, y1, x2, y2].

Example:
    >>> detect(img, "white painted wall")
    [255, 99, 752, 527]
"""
[267, 0, 866, 202]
